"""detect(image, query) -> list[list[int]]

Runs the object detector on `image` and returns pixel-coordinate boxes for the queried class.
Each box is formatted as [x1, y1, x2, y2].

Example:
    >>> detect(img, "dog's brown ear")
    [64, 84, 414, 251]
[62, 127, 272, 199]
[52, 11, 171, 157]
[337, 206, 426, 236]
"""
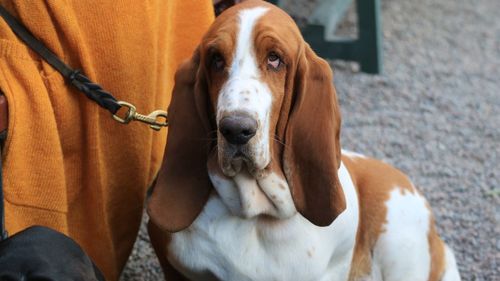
[147, 49, 213, 232]
[283, 44, 346, 226]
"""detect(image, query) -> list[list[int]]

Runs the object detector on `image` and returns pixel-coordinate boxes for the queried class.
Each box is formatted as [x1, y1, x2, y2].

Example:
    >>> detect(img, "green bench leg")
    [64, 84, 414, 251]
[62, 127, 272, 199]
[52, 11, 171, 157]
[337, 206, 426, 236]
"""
[268, 0, 383, 74]
[356, 0, 383, 73]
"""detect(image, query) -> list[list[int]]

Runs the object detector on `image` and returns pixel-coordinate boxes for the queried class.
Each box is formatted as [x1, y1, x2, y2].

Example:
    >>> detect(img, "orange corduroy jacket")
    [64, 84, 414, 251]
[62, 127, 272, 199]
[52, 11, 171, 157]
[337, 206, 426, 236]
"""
[0, 1, 214, 279]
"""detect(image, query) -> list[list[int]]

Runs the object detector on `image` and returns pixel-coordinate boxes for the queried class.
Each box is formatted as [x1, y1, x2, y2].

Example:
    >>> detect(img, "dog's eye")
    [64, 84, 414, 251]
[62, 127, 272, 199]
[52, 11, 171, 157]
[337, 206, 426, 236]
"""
[267, 52, 281, 70]
[211, 54, 225, 71]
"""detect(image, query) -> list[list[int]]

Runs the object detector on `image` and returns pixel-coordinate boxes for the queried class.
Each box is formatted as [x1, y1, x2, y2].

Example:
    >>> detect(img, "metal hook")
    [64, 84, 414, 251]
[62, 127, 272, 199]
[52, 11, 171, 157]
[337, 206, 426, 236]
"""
[112, 101, 168, 131]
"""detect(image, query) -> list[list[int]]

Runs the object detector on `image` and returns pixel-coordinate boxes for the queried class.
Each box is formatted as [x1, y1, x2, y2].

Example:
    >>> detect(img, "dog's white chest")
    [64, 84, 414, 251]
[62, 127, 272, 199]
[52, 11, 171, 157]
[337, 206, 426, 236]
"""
[167, 164, 359, 281]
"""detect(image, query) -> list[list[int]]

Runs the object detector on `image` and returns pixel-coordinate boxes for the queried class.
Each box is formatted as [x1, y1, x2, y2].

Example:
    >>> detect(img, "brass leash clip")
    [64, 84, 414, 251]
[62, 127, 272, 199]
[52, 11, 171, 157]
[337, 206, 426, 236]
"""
[112, 101, 168, 131]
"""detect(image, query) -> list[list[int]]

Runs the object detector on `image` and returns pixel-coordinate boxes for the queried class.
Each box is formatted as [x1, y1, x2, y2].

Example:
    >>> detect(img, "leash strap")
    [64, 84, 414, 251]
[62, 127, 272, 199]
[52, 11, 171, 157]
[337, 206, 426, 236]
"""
[0, 5, 168, 130]
[0, 4, 171, 239]
[0, 5, 120, 114]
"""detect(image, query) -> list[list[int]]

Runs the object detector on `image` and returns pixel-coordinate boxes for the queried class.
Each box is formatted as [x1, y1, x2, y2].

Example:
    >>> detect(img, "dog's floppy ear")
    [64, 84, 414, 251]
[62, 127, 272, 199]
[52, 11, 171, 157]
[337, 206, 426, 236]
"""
[147, 48, 213, 232]
[283, 44, 346, 227]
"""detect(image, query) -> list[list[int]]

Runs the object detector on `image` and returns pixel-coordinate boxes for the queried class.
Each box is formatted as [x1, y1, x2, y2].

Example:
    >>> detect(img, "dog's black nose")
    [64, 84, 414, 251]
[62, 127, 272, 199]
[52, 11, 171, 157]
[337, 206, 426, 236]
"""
[219, 115, 258, 145]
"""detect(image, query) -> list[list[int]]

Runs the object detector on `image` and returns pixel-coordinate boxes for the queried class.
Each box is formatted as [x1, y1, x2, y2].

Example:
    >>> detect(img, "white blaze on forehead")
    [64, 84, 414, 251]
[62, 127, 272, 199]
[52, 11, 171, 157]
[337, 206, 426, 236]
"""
[217, 6, 271, 119]
[230, 7, 269, 77]
[217, 6, 273, 172]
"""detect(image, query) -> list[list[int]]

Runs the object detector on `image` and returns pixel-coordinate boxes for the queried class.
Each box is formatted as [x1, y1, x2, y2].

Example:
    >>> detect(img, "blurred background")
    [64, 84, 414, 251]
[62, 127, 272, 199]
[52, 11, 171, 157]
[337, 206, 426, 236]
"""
[122, 0, 499, 280]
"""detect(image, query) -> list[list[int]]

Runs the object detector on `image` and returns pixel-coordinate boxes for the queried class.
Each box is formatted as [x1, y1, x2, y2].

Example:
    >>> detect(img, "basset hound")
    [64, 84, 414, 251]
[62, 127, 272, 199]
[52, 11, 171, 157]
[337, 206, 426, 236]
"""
[147, 1, 461, 280]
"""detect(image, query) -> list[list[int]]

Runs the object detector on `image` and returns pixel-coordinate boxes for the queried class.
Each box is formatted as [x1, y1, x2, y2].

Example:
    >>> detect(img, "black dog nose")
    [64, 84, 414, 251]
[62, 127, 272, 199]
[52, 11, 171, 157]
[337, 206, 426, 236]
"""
[219, 115, 258, 145]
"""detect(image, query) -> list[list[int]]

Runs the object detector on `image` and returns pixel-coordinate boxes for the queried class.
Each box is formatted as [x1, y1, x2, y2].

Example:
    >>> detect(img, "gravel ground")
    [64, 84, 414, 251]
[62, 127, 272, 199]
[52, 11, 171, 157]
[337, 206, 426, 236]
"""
[121, 0, 500, 280]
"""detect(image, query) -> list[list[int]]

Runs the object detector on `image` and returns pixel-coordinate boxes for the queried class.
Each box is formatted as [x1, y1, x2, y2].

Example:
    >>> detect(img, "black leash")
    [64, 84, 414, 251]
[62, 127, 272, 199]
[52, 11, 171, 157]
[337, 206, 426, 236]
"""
[0, 5, 168, 130]
[0, 5, 121, 115]
[0, 4, 169, 241]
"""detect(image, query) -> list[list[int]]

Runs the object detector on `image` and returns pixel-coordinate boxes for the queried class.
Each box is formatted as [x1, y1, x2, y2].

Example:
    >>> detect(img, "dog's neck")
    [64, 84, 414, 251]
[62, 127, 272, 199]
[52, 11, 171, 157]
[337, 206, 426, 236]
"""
[207, 159, 296, 220]
[170, 161, 359, 281]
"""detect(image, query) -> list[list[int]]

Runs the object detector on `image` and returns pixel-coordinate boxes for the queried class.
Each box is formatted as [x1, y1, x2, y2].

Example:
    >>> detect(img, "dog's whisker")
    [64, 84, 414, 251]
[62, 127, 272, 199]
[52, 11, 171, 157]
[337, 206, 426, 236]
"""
[199, 137, 218, 141]
[273, 135, 287, 148]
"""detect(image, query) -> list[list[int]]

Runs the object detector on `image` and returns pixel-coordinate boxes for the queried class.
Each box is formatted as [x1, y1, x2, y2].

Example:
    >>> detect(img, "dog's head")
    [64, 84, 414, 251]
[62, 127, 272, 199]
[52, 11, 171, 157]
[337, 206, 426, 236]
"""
[148, 0, 345, 232]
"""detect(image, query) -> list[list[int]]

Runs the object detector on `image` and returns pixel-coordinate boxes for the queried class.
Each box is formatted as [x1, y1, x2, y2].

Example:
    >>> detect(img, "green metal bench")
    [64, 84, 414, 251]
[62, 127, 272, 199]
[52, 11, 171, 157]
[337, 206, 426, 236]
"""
[268, 0, 383, 74]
